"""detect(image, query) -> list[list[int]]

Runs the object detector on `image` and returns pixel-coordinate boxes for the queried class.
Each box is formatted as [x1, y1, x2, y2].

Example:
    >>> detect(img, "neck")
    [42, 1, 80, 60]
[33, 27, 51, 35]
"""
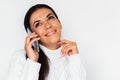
[43, 43, 61, 50]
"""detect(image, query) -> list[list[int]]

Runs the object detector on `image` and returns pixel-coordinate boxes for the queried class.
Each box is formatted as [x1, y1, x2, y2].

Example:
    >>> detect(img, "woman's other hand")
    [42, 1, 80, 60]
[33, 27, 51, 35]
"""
[58, 40, 79, 56]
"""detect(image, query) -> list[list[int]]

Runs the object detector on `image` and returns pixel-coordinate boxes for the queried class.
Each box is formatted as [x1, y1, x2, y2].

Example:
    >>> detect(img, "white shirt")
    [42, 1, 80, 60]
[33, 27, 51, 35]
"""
[7, 45, 86, 80]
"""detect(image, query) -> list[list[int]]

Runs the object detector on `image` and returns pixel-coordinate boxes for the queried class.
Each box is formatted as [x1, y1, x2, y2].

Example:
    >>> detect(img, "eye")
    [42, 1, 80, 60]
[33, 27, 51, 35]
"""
[34, 22, 42, 28]
[48, 15, 55, 20]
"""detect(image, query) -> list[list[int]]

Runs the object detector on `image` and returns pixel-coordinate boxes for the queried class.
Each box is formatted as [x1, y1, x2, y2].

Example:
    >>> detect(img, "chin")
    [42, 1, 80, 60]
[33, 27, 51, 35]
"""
[50, 37, 60, 44]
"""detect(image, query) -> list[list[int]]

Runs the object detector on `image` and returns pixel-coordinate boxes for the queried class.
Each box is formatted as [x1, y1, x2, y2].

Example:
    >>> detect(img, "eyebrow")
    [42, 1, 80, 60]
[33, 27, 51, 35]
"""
[33, 13, 54, 27]
[33, 20, 40, 27]
[46, 13, 54, 18]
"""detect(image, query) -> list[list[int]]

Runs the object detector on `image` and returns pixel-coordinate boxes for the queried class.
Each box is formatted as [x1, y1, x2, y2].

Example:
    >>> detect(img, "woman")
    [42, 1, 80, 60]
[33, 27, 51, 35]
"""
[8, 4, 86, 80]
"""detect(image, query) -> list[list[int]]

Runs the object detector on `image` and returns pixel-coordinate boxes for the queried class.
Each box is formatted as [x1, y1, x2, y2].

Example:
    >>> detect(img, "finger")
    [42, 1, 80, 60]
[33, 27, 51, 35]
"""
[68, 50, 72, 56]
[57, 40, 70, 45]
[61, 43, 70, 54]
[29, 32, 38, 39]
[63, 45, 72, 56]
[61, 44, 71, 55]
[27, 32, 36, 39]
[30, 37, 40, 45]
[65, 46, 73, 55]
[26, 33, 39, 44]
[26, 37, 40, 49]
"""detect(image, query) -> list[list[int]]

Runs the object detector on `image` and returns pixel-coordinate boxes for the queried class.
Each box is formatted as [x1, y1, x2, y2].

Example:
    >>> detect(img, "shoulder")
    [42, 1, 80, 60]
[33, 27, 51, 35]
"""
[10, 49, 26, 64]
[7, 49, 27, 77]
[12, 49, 26, 58]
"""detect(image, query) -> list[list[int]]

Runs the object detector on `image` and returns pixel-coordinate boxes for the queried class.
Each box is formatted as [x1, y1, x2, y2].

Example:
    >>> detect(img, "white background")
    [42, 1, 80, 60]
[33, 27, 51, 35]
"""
[0, 0, 120, 80]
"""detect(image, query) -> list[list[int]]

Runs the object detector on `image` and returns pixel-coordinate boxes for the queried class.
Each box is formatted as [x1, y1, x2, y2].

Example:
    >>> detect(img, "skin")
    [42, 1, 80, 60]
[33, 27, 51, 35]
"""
[24, 8, 79, 62]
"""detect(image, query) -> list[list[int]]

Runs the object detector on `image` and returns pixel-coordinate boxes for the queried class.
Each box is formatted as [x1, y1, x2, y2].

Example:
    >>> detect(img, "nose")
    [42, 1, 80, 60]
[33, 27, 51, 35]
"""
[44, 21, 52, 29]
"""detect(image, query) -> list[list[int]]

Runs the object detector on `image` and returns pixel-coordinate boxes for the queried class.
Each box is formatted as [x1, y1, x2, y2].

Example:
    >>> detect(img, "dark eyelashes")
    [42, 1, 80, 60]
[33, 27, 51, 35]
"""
[35, 22, 40, 27]
[48, 16, 55, 20]
[34, 15, 55, 27]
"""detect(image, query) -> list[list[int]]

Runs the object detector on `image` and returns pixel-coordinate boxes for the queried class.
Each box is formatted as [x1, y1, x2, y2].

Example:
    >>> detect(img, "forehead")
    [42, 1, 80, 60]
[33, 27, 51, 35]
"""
[30, 8, 54, 21]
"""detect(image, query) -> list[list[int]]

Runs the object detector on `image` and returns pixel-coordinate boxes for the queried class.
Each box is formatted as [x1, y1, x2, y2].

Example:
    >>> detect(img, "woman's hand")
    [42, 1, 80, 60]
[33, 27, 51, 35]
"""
[24, 32, 40, 62]
[58, 40, 79, 56]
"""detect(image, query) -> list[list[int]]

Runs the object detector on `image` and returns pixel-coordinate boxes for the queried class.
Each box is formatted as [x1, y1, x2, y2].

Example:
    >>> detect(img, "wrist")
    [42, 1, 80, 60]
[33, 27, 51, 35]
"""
[29, 57, 38, 62]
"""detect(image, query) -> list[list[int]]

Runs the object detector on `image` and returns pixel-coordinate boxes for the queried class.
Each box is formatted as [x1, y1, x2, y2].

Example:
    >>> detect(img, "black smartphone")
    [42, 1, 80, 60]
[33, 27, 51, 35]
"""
[27, 29, 39, 52]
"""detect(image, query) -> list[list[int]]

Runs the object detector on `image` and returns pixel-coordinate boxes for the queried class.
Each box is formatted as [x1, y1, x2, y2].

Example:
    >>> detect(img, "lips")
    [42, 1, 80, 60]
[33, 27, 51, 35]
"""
[45, 30, 56, 37]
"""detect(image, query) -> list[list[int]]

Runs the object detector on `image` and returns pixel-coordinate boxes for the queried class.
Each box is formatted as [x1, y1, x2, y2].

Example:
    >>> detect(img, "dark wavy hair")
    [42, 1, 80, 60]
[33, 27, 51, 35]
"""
[24, 4, 59, 80]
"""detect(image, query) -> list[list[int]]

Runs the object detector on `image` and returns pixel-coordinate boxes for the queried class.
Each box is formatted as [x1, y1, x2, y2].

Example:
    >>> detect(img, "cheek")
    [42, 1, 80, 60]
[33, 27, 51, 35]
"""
[58, 24, 62, 31]
[58, 21, 62, 29]
[51, 20, 61, 26]
[36, 29, 44, 37]
[54, 21, 62, 29]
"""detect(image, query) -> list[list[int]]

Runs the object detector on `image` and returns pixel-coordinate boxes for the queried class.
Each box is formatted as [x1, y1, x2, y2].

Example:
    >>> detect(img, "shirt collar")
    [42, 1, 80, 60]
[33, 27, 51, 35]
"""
[39, 44, 62, 60]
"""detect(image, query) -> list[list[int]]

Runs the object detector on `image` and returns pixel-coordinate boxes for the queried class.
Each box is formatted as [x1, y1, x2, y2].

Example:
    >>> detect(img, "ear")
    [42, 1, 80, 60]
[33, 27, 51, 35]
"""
[30, 27, 35, 32]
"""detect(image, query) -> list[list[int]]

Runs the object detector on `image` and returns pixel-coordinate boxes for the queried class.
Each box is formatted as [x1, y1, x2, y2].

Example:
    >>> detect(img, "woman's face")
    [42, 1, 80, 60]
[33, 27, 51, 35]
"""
[30, 8, 62, 48]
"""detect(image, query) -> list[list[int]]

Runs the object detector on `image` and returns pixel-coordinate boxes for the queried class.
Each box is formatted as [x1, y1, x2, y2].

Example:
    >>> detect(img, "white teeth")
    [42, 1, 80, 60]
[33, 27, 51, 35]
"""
[46, 30, 56, 37]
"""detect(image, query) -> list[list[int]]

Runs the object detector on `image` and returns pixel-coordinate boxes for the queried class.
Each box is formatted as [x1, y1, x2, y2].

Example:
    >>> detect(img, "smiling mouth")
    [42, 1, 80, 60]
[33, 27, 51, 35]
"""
[45, 30, 56, 37]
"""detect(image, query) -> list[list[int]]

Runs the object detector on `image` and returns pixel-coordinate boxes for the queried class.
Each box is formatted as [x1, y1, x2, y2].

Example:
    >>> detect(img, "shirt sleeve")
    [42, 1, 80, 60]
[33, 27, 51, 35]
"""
[7, 50, 41, 80]
[67, 53, 86, 80]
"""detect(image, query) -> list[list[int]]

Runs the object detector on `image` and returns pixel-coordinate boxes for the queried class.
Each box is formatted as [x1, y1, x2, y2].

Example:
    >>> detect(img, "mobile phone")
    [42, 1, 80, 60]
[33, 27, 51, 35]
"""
[27, 28, 39, 52]
[33, 40, 39, 52]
